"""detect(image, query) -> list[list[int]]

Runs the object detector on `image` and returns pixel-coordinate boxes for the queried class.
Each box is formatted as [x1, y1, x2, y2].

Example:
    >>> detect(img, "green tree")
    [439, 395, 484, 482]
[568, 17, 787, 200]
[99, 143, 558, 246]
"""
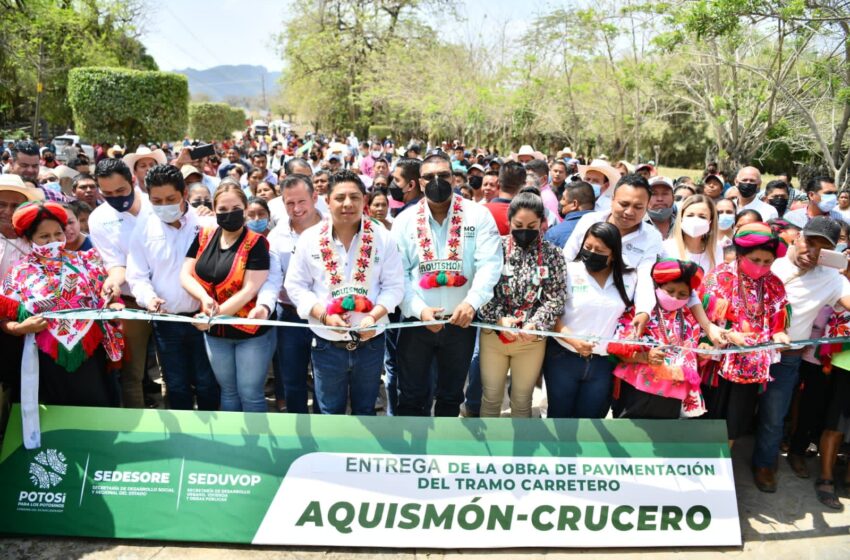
[189, 102, 246, 141]
[68, 67, 188, 147]
[0, 0, 156, 137]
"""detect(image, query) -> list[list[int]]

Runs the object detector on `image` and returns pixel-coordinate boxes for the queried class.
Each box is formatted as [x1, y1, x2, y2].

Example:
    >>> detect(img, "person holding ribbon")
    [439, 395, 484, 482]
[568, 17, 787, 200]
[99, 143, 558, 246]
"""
[285, 169, 403, 415]
[392, 149, 502, 417]
[699, 222, 790, 445]
[608, 259, 707, 419]
[1, 201, 124, 407]
[545, 222, 636, 418]
[477, 193, 566, 417]
[663, 194, 723, 274]
[180, 181, 276, 413]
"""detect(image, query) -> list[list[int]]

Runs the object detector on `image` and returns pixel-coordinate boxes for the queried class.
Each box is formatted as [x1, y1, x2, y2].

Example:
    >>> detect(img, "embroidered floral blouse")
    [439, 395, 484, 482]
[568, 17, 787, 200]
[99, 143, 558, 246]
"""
[608, 306, 707, 417]
[478, 236, 566, 331]
[2, 247, 123, 371]
[699, 260, 788, 384]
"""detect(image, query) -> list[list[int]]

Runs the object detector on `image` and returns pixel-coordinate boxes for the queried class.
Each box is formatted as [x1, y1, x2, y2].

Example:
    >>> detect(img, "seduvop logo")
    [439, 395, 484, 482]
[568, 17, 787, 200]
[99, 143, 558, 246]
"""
[29, 449, 67, 489]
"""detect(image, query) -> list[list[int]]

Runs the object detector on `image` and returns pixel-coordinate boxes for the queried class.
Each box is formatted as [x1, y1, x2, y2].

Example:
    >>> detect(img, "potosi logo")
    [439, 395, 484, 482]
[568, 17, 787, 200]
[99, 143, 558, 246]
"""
[29, 449, 67, 489]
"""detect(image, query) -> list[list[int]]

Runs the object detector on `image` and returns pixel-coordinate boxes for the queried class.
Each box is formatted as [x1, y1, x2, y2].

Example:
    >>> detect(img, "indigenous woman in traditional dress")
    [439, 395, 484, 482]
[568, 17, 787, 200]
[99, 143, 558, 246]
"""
[477, 193, 566, 417]
[608, 259, 707, 419]
[285, 170, 403, 415]
[181, 182, 275, 412]
[699, 222, 790, 444]
[1, 201, 123, 406]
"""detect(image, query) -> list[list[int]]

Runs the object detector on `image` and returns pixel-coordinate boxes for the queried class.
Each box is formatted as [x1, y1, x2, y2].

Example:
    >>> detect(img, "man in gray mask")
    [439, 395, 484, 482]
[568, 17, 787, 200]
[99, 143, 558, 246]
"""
[647, 176, 676, 239]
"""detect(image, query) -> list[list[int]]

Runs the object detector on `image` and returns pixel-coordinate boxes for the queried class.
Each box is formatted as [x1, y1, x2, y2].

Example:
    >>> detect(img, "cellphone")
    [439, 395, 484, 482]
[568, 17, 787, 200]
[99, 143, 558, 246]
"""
[817, 249, 848, 270]
[189, 143, 215, 160]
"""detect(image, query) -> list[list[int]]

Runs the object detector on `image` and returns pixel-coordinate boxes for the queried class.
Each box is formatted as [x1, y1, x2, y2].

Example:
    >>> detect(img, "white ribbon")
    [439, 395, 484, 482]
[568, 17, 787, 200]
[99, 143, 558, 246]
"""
[20, 333, 41, 449]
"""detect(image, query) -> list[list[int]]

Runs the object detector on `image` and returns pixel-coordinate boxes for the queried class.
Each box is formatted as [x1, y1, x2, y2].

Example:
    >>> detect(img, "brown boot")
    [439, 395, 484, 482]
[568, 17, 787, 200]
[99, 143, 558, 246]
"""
[786, 453, 810, 478]
[753, 466, 777, 493]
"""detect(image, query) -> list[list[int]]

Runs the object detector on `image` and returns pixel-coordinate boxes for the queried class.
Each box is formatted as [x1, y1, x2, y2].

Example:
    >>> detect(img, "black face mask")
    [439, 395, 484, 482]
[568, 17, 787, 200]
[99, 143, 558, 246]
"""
[767, 196, 788, 216]
[468, 175, 483, 190]
[579, 248, 609, 272]
[216, 209, 245, 232]
[388, 180, 405, 202]
[425, 177, 453, 203]
[104, 189, 135, 213]
[737, 182, 758, 199]
[511, 228, 539, 249]
[190, 200, 212, 210]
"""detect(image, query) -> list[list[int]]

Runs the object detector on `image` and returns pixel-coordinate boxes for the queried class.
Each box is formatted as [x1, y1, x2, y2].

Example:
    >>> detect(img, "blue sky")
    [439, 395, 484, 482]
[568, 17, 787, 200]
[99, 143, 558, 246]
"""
[140, 0, 556, 71]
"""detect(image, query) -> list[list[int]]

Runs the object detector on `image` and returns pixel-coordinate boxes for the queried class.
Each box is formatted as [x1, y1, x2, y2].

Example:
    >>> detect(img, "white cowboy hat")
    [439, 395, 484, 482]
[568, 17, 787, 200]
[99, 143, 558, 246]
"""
[617, 160, 635, 173]
[517, 145, 536, 158]
[180, 165, 203, 180]
[123, 145, 166, 170]
[0, 174, 44, 201]
[577, 159, 622, 188]
[106, 144, 124, 158]
[560, 146, 576, 158]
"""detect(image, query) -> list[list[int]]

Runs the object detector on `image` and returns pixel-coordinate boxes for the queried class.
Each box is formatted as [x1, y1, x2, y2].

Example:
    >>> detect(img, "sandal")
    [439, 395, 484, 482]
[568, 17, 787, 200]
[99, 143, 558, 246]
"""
[815, 479, 844, 511]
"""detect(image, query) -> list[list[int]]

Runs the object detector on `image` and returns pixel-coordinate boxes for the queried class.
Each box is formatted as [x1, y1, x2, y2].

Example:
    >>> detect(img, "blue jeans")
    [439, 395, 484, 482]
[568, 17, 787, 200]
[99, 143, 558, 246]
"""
[275, 304, 315, 413]
[753, 353, 802, 468]
[152, 320, 219, 410]
[204, 328, 276, 412]
[542, 339, 613, 418]
[463, 329, 482, 415]
[311, 334, 385, 415]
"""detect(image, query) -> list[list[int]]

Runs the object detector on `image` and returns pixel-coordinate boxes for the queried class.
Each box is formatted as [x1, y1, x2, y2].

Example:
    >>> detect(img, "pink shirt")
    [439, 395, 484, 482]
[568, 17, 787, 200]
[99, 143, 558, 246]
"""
[540, 183, 561, 224]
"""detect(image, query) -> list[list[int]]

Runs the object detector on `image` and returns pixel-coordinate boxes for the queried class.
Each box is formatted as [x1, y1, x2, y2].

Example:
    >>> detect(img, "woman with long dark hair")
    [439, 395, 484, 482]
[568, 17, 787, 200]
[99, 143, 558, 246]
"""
[544, 222, 635, 418]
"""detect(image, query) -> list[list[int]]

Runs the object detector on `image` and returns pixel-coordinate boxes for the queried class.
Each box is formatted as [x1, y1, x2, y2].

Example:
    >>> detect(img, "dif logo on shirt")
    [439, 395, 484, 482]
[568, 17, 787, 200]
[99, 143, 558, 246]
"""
[18, 448, 68, 511]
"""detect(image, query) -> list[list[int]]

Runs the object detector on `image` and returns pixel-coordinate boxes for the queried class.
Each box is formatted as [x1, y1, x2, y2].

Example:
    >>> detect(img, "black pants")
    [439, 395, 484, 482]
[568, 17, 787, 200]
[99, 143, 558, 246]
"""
[0, 331, 23, 398]
[617, 382, 680, 419]
[790, 361, 847, 454]
[396, 323, 477, 417]
[39, 348, 112, 407]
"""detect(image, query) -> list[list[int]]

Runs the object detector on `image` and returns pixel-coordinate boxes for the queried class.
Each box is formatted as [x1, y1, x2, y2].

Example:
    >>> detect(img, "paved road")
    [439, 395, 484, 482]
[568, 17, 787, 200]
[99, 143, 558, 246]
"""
[3, 437, 849, 559]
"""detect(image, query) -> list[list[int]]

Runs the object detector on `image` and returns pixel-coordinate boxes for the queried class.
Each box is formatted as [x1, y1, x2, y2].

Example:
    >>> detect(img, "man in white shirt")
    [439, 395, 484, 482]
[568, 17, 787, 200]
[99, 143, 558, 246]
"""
[267, 174, 324, 413]
[735, 166, 778, 221]
[783, 175, 845, 228]
[564, 174, 725, 344]
[90, 158, 153, 408]
[391, 150, 503, 417]
[268, 157, 328, 226]
[126, 164, 219, 411]
[285, 170, 403, 415]
[754, 216, 850, 492]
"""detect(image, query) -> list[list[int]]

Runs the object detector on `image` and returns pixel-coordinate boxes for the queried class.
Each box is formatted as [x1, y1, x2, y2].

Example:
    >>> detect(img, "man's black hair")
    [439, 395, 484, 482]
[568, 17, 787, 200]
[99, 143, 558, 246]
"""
[498, 161, 527, 195]
[329, 169, 366, 195]
[145, 164, 186, 194]
[395, 157, 421, 183]
[614, 173, 652, 198]
[94, 158, 133, 185]
[12, 140, 39, 158]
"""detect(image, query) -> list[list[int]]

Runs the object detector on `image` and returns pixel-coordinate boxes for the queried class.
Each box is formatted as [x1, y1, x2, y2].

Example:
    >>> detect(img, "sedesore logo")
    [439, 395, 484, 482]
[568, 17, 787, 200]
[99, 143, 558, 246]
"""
[29, 449, 67, 489]
[18, 448, 68, 511]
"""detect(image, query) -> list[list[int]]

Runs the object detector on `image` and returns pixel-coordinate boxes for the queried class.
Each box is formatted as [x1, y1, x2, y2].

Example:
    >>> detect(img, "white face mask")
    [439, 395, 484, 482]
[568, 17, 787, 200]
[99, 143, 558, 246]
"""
[371, 150, 383, 159]
[680, 216, 711, 238]
[32, 240, 66, 259]
[152, 202, 184, 223]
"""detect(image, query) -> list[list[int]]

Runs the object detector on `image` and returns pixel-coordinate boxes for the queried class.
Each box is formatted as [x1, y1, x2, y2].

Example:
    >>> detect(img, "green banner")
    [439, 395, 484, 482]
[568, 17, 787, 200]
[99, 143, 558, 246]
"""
[0, 405, 740, 547]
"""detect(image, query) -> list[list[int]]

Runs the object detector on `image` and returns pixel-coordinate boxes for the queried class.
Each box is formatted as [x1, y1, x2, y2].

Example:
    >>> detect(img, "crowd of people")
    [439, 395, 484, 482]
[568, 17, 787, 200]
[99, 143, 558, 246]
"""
[2, 130, 850, 511]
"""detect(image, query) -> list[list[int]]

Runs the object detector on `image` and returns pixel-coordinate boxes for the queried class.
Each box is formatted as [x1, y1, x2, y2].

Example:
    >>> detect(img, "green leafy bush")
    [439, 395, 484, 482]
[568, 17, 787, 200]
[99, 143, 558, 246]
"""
[68, 67, 188, 146]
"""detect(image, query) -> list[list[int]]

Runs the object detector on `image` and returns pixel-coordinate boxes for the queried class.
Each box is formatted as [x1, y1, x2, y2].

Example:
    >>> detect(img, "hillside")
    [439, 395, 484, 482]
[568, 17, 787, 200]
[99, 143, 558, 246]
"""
[174, 65, 281, 102]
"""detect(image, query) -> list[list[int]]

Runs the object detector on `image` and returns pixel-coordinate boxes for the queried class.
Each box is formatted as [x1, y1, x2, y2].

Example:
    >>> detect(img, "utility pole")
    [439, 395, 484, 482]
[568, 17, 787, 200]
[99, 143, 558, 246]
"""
[260, 71, 267, 112]
[33, 39, 44, 140]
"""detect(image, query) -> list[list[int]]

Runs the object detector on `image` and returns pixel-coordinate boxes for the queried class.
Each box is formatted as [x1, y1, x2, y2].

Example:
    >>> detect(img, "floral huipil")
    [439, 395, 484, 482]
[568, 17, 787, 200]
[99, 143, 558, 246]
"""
[477, 236, 566, 331]
[699, 260, 788, 384]
[2, 247, 123, 371]
[819, 308, 850, 372]
[608, 306, 706, 417]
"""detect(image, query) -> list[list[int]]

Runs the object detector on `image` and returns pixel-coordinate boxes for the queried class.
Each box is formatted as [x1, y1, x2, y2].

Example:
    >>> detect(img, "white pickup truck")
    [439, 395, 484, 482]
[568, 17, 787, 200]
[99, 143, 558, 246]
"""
[52, 135, 95, 163]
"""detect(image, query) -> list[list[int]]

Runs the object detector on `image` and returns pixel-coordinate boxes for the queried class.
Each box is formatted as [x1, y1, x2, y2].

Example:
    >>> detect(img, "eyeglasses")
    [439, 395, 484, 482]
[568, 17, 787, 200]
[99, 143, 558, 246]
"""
[421, 172, 452, 182]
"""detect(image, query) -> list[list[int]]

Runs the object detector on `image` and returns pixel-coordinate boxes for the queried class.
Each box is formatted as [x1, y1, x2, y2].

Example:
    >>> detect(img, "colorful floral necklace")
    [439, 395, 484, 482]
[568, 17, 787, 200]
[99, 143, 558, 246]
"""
[416, 194, 468, 289]
[319, 217, 375, 315]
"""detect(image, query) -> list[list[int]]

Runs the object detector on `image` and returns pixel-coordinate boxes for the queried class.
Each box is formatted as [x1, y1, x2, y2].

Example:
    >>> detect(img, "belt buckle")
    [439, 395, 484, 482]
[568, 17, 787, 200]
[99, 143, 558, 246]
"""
[345, 331, 361, 352]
